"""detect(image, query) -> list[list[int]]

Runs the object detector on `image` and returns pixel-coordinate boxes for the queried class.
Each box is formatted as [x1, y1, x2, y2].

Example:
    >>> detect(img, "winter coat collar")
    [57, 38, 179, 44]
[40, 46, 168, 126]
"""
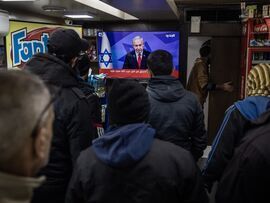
[147, 75, 186, 102]
[24, 53, 79, 88]
[0, 171, 45, 203]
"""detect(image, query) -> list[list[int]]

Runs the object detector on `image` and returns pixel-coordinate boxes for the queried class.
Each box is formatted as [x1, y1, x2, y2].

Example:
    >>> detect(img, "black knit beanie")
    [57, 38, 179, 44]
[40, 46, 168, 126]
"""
[108, 79, 150, 125]
[47, 28, 82, 62]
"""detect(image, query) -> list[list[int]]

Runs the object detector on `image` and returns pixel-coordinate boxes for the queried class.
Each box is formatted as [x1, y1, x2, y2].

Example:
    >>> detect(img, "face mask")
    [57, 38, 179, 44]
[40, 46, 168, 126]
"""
[73, 53, 91, 77]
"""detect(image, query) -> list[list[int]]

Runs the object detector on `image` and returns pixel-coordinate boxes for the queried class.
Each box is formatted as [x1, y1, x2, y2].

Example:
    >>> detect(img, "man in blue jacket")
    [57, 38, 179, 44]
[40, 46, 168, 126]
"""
[66, 79, 208, 203]
[202, 63, 270, 192]
[215, 108, 270, 203]
[147, 49, 207, 161]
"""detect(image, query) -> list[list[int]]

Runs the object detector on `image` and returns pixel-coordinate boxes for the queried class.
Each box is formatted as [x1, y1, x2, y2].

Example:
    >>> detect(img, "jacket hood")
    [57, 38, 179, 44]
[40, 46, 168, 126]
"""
[24, 53, 79, 87]
[147, 75, 185, 102]
[235, 96, 270, 121]
[92, 123, 155, 167]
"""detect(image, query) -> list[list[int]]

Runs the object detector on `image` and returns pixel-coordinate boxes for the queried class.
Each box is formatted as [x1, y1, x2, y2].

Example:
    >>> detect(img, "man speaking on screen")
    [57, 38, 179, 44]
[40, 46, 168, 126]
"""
[123, 36, 151, 69]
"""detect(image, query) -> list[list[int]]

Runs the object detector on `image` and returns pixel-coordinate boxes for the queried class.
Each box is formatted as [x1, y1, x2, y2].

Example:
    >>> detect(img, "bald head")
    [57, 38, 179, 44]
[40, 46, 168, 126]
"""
[0, 70, 53, 175]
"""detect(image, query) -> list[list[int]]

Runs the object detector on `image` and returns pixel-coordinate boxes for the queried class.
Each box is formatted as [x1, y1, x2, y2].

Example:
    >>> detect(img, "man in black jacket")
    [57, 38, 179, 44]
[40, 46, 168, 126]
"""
[66, 79, 208, 203]
[24, 28, 95, 203]
[147, 49, 207, 161]
[215, 109, 270, 203]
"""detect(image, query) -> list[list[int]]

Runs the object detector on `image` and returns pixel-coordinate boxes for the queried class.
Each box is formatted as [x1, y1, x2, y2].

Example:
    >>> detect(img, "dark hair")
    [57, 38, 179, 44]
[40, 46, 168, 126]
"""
[147, 49, 173, 76]
[199, 40, 211, 57]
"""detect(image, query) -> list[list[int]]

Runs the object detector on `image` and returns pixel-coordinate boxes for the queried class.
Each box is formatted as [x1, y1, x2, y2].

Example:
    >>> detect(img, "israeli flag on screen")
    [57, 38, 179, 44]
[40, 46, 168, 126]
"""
[99, 32, 113, 69]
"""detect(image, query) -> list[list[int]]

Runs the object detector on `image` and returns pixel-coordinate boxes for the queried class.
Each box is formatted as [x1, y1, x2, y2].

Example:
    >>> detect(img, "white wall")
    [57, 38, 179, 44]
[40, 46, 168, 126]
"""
[187, 36, 211, 130]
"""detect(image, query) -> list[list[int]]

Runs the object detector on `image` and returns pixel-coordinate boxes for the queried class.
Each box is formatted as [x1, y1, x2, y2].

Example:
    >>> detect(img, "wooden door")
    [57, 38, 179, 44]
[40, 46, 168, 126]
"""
[208, 37, 241, 144]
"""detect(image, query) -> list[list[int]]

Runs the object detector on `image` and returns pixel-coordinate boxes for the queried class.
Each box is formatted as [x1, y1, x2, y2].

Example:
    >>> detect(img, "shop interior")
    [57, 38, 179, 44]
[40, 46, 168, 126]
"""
[0, 0, 269, 144]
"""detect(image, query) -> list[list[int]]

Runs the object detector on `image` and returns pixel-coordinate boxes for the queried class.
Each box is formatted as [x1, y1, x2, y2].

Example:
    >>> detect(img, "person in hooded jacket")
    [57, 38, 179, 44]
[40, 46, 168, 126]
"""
[24, 28, 95, 203]
[215, 108, 270, 203]
[147, 49, 207, 161]
[65, 79, 209, 203]
[202, 63, 270, 192]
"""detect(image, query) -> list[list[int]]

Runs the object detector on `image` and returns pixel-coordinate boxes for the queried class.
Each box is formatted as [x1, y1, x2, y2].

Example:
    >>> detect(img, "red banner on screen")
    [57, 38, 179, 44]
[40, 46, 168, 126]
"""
[99, 69, 150, 78]
[99, 68, 179, 79]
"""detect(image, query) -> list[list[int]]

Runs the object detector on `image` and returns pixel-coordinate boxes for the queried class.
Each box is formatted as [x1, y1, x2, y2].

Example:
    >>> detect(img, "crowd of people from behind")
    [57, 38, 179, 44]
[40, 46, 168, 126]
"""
[0, 28, 270, 203]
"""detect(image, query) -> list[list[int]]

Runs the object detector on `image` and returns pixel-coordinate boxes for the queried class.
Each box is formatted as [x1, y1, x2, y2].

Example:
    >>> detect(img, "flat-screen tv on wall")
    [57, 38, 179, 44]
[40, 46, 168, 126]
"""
[97, 31, 180, 78]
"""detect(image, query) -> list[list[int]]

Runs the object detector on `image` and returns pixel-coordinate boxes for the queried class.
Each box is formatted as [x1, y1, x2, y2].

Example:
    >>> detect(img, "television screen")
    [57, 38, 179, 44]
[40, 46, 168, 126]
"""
[97, 31, 180, 78]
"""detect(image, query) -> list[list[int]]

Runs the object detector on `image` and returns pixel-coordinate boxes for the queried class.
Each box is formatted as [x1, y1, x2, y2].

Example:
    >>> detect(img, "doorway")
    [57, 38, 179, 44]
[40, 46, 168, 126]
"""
[208, 37, 241, 144]
[187, 36, 241, 145]
[187, 36, 211, 131]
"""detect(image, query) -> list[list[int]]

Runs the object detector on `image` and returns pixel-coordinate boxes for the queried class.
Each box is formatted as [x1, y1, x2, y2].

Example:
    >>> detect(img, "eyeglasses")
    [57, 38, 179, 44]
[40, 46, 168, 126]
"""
[30, 87, 61, 138]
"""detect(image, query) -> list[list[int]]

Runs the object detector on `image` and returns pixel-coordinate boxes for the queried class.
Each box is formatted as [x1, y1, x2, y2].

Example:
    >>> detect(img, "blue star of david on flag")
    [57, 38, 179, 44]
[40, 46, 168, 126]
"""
[99, 49, 112, 67]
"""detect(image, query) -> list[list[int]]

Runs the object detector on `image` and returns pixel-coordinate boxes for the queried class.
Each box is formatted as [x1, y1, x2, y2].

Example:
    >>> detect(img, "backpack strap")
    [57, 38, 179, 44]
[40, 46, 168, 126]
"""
[71, 87, 86, 99]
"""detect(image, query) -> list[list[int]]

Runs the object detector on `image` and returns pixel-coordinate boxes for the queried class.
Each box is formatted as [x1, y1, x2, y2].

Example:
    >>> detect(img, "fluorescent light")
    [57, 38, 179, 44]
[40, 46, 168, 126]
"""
[42, 5, 66, 12]
[0, 0, 36, 1]
[75, 0, 138, 20]
[166, 0, 180, 19]
[64, 14, 93, 19]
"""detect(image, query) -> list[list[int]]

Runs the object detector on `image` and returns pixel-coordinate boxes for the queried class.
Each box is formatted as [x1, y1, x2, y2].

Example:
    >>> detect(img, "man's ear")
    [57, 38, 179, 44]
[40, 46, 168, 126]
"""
[33, 126, 48, 161]
[29, 125, 51, 175]
[34, 114, 53, 164]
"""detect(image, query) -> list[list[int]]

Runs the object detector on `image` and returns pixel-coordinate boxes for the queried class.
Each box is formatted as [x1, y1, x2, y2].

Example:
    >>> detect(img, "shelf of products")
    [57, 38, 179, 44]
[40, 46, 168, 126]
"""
[0, 36, 6, 68]
[83, 36, 98, 63]
[252, 60, 270, 64]
[246, 18, 270, 76]
[0, 45, 6, 68]
[82, 28, 100, 74]
[240, 4, 270, 98]
[88, 73, 107, 127]
[82, 28, 98, 62]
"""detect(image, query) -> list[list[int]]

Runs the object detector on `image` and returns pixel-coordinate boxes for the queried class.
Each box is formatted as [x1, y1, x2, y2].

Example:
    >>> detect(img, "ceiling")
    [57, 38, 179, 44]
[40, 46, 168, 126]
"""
[0, 0, 242, 23]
